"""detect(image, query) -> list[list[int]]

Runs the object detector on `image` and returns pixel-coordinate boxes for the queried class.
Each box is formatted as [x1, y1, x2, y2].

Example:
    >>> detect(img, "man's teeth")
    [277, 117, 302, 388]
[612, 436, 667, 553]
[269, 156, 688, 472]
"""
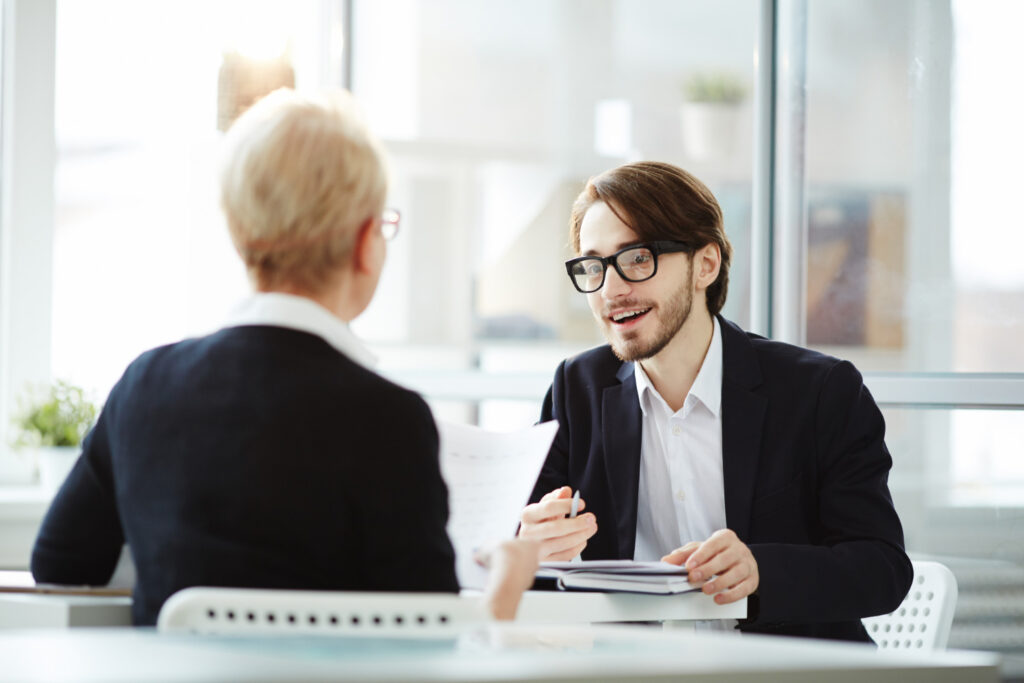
[611, 309, 650, 323]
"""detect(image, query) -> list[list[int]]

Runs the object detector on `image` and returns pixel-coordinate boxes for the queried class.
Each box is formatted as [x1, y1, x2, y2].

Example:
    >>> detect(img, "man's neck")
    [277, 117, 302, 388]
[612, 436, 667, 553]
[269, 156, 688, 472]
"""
[638, 311, 715, 413]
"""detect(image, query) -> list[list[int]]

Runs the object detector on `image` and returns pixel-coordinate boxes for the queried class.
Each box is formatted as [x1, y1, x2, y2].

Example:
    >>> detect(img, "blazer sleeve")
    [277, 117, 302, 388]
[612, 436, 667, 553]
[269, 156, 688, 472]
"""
[31, 402, 125, 586]
[348, 389, 459, 593]
[747, 360, 913, 625]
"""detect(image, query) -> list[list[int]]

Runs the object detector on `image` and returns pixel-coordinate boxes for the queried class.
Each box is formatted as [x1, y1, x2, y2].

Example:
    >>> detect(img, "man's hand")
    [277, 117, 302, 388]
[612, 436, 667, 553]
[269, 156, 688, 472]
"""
[661, 528, 758, 604]
[518, 486, 597, 561]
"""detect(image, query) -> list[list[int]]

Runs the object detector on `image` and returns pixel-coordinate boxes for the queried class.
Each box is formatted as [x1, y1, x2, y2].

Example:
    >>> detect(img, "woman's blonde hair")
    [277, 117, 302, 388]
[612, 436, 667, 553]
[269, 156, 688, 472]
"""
[220, 88, 387, 293]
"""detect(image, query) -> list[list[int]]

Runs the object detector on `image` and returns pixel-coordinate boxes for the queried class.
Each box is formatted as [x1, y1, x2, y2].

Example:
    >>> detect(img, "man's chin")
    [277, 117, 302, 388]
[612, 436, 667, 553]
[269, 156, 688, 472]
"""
[606, 327, 676, 363]
[608, 336, 652, 362]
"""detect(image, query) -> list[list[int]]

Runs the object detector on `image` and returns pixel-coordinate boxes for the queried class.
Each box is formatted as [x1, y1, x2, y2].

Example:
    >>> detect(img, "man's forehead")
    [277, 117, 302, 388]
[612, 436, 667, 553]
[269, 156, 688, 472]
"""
[579, 201, 641, 255]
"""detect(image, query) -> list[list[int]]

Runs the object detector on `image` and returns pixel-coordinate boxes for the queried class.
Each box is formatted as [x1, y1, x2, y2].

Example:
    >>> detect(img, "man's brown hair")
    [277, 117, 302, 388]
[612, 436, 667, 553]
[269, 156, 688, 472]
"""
[569, 161, 733, 316]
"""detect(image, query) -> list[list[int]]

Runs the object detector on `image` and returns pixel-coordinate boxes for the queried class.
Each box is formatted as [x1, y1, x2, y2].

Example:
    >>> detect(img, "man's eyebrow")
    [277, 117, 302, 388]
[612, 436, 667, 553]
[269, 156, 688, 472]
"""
[580, 241, 645, 257]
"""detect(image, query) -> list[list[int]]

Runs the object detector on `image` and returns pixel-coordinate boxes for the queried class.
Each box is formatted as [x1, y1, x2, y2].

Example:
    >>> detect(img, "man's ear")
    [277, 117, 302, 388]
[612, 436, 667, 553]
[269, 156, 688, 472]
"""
[351, 216, 378, 275]
[693, 243, 722, 291]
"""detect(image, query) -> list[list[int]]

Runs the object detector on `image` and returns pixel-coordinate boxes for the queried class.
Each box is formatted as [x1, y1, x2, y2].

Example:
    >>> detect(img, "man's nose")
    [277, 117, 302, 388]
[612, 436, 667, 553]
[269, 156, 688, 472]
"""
[602, 265, 632, 299]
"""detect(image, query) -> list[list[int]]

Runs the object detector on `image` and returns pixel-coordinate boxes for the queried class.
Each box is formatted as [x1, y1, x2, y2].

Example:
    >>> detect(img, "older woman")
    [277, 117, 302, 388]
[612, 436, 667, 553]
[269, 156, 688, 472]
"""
[31, 89, 535, 625]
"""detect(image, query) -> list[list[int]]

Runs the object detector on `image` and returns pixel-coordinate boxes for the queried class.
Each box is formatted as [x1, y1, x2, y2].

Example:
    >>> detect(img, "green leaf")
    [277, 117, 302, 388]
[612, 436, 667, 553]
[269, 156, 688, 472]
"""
[11, 380, 98, 448]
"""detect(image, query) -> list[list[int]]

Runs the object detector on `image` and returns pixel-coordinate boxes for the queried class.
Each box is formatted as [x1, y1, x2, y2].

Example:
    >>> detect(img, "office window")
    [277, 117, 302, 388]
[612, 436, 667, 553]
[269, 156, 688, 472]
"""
[780, 0, 1024, 665]
[783, 1, 1024, 503]
[799, 0, 1024, 374]
[350, 0, 760, 364]
[50, 0, 340, 399]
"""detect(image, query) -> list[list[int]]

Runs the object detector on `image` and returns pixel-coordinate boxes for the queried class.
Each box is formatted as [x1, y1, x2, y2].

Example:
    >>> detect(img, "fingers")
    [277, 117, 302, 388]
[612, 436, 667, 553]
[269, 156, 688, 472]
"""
[661, 541, 700, 566]
[543, 542, 588, 562]
[517, 512, 596, 562]
[685, 529, 745, 581]
[520, 511, 596, 543]
[683, 529, 737, 572]
[521, 491, 586, 525]
[688, 544, 743, 582]
[537, 519, 596, 559]
[538, 486, 572, 503]
[709, 576, 758, 604]
[680, 529, 759, 600]
[519, 487, 594, 562]
[699, 561, 752, 595]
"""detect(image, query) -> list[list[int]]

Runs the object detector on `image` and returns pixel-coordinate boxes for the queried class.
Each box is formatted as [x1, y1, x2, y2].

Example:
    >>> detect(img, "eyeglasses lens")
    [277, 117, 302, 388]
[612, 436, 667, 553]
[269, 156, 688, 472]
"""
[570, 259, 605, 292]
[617, 247, 656, 281]
[570, 246, 656, 292]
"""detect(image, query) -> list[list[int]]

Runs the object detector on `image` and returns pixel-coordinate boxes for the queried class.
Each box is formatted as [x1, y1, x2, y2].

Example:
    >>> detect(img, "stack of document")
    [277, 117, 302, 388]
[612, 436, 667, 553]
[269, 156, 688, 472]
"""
[536, 560, 697, 594]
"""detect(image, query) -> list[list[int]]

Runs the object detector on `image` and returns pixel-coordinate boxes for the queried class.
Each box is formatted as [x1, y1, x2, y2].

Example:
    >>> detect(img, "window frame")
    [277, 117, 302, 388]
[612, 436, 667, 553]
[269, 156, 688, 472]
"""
[0, 0, 57, 465]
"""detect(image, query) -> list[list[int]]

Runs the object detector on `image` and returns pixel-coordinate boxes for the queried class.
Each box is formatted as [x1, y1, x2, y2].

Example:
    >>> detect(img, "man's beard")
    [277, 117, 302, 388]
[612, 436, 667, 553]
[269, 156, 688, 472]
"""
[604, 279, 694, 362]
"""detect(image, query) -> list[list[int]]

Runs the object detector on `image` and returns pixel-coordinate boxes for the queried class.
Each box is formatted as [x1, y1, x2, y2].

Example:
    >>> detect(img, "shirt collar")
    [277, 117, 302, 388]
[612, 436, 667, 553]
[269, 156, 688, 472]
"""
[634, 317, 723, 418]
[222, 292, 377, 369]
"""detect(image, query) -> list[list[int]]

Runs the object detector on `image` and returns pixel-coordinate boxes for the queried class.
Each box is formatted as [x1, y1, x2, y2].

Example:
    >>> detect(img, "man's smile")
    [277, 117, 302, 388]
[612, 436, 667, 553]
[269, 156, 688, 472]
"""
[608, 307, 653, 327]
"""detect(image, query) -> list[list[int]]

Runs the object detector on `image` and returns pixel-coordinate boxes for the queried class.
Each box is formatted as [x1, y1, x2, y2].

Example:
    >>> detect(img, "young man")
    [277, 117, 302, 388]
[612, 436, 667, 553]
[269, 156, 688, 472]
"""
[31, 88, 536, 625]
[519, 161, 911, 642]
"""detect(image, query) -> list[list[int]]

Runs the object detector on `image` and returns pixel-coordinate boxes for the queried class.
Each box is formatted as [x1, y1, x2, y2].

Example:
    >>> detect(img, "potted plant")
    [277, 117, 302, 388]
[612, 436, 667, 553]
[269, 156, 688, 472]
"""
[679, 71, 747, 160]
[14, 380, 98, 492]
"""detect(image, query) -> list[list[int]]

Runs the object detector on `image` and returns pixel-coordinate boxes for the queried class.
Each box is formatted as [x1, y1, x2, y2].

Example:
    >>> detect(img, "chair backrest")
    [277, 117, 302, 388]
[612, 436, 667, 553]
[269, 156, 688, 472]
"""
[863, 560, 958, 650]
[157, 587, 487, 636]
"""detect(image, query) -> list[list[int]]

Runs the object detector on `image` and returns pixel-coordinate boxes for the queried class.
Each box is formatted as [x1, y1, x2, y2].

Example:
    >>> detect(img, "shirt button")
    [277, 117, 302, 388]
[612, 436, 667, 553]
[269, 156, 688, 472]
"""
[675, 490, 686, 502]
[671, 425, 682, 436]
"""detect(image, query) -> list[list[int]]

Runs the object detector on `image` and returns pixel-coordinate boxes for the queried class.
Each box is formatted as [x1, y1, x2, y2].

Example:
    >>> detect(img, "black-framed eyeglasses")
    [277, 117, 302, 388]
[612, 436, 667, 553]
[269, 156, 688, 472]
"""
[564, 240, 691, 293]
[381, 208, 401, 241]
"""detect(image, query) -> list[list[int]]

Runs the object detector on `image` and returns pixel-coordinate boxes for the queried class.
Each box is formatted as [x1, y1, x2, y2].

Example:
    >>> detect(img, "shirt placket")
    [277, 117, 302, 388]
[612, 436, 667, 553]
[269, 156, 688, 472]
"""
[666, 403, 687, 546]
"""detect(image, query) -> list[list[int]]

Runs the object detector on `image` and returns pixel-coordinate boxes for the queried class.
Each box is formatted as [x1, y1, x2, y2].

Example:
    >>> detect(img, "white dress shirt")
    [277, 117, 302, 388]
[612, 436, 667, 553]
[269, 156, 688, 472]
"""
[222, 292, 376, 369]
[633, 318, 736, 632]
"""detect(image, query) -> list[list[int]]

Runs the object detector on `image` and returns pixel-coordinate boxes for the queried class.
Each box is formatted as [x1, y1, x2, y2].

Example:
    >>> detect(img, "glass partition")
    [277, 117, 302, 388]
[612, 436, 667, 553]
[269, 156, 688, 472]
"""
[351, 0, 760, 363]
[800, 0, 1024, 373]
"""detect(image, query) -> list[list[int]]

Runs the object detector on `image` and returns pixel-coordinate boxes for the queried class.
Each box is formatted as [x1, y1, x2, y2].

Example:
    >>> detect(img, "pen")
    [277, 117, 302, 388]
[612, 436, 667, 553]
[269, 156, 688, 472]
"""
[569, 489, 581, 518]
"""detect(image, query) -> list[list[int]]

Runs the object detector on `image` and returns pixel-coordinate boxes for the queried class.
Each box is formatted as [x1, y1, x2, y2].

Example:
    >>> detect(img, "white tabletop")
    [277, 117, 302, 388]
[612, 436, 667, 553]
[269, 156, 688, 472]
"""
[2, 588, 743, 630]
[0, 623, 1000, 682]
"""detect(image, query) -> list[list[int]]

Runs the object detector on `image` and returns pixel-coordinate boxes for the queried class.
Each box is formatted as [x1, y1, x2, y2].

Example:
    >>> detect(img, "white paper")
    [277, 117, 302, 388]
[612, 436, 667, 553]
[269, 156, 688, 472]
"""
[437, 419, 558, 588]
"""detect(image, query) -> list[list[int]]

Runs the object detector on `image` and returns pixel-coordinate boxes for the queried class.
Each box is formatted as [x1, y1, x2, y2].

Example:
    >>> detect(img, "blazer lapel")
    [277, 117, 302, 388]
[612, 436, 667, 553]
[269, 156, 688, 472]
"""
[718, 317, 767, 543]
[603, 362, 643, 559]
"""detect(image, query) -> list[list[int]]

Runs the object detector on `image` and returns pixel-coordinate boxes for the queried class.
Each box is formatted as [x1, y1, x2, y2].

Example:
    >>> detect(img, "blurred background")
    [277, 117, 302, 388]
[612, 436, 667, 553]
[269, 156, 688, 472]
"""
[0, 0, 1022, 671]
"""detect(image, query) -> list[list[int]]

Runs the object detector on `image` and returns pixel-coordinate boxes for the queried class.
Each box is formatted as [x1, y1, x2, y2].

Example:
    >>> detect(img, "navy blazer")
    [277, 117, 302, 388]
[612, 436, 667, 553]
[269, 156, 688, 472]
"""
[530, 316, 912, 642]
[32, 326, 459, 625]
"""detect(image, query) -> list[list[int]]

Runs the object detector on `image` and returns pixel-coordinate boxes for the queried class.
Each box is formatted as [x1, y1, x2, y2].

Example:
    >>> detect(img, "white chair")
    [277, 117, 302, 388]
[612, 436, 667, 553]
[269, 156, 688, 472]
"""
[863, 560, 958, 650]
[157, 587, 487, 636]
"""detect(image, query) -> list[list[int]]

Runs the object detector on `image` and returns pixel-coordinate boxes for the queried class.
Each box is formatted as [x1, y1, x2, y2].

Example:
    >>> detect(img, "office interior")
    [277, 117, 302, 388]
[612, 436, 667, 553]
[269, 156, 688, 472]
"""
[0, 0, 1021, 678]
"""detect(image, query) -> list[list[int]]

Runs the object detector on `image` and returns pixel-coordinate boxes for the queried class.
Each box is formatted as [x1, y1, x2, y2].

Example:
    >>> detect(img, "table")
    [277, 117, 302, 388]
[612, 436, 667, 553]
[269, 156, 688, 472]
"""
[0, 623, 1000, 682]
[0, 593, 132, 628]
[2, 585, 742, 630]
[0, 570, 132, 629]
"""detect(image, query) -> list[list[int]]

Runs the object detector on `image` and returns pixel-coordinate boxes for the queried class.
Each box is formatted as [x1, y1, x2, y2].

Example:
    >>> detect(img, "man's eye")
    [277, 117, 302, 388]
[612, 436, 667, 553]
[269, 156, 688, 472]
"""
[629, 252, 652, 265]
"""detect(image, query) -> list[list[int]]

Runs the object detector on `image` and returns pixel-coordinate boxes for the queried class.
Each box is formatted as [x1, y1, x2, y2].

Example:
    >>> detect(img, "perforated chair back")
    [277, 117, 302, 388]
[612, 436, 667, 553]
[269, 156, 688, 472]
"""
[157, 587, 487, 636]
[863, 560, 958, 650]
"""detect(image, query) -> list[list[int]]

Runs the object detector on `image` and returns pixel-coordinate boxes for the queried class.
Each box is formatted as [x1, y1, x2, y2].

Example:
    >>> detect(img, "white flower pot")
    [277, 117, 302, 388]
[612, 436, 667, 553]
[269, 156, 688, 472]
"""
[0, 449, 37, 485]
[679, 102, 741, 161]
[37, 446, 81, 494]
